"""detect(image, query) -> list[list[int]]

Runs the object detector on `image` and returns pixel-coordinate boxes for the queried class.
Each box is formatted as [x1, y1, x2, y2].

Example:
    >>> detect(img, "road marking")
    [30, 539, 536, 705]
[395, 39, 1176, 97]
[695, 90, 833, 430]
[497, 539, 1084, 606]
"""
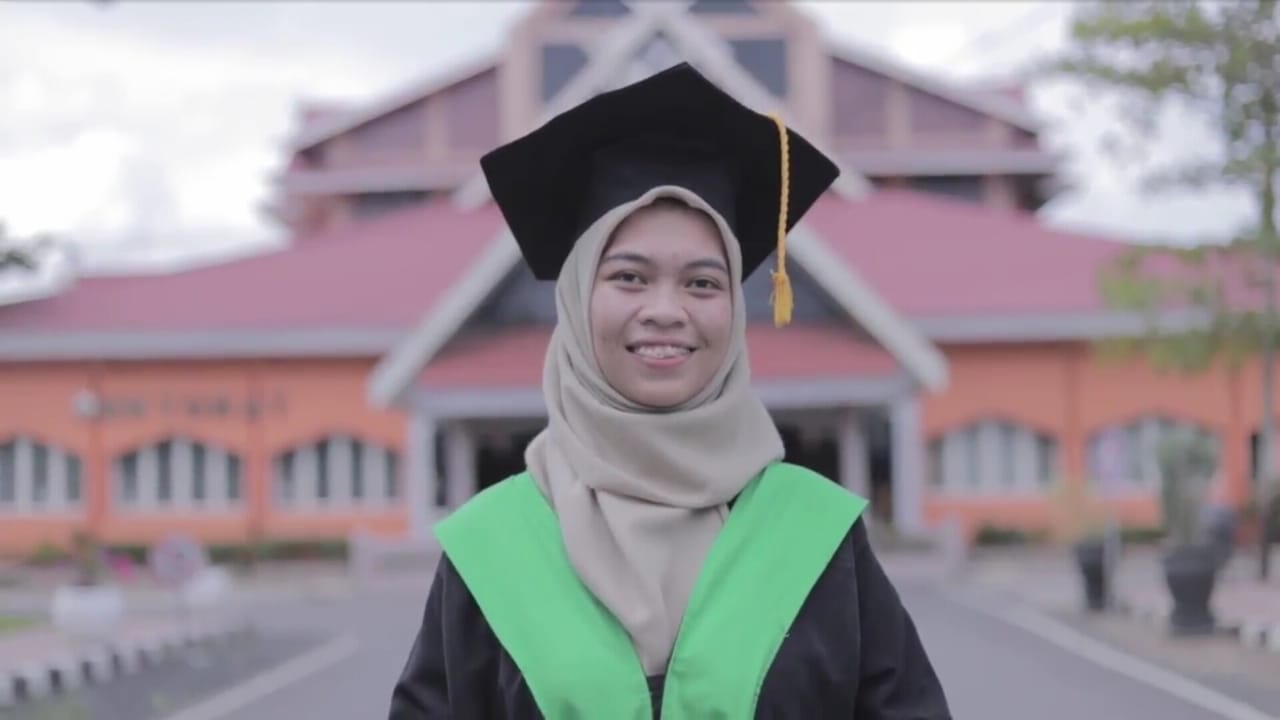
[943, 587, 1278, 720]
[158, 633, 360, 720]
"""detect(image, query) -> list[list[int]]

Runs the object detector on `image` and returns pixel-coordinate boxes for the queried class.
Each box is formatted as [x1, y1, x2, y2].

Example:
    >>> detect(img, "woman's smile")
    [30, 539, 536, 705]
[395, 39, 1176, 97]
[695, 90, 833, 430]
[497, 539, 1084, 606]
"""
[628, 341, 696, 368]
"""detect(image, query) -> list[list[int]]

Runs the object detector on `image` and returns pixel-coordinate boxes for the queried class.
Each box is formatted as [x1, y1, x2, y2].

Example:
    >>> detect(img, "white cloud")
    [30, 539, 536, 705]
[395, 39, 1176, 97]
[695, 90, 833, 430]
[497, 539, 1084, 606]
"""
[0, 0, 1260, 278]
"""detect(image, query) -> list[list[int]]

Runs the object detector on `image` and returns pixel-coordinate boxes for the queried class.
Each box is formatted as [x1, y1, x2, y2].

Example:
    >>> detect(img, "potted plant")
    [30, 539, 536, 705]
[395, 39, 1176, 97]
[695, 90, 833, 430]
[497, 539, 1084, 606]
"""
[1156, 428, 1220, 636]
[50, 530, 125, 642]
[1046, 478, 1113, 612]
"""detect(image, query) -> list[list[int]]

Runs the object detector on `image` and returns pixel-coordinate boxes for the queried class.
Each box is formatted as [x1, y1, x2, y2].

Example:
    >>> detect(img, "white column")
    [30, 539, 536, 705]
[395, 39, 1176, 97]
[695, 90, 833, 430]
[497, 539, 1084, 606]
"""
[891, 395, 926, 536]
[140, 445, 159, 511]
[443, 422, 477, 510]
[838, 409, 870, 499]
[173, 438, 194, 509]
[14, 438, 31, 514]
[0, 443, 15, 511]
[407, 414, 438, 540]
[296, 444, 318, 509]
[331, 436, 352, 511]
[49, 448, 68, 512]
[205, 447, 224, 511]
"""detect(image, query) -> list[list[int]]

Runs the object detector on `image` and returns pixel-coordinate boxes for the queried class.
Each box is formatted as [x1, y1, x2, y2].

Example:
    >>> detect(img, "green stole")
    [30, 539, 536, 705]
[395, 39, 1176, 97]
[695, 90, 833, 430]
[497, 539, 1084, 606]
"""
[435, 462, 867, 719]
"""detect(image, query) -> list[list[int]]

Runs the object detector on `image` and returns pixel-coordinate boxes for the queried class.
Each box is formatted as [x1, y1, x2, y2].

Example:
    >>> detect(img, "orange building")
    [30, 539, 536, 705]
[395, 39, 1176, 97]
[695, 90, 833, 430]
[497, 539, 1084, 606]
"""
[1, 0, 1274, 558]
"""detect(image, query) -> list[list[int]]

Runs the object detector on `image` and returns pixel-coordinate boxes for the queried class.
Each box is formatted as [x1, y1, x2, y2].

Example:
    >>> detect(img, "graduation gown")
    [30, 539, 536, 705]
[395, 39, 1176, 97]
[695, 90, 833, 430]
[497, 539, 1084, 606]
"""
[388, 516, 952, 718]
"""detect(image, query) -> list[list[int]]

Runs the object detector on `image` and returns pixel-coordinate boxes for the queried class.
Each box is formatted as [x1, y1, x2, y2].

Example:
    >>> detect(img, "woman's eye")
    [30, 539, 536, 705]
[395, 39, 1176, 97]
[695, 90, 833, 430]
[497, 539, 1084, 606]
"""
[612, 271, 642, 284]
[689, 277, 721, 291]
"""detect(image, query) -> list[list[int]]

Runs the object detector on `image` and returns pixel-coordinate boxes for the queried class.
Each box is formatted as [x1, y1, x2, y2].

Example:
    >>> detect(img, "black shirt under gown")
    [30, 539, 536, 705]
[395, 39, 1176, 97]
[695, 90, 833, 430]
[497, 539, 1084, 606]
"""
[388, 516, 952, 719]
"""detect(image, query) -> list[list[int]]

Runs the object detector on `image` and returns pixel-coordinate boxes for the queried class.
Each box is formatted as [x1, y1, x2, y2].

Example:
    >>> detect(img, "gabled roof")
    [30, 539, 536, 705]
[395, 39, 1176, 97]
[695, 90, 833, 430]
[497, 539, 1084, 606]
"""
[418, 324, 902, 389]
[826, 41, 1042, 133]
[365, 191, 950, 408]
[5, 184, 1227, 365]
[805, 189, 1127, 318]
[451, 1, 871, 211]
[0, 200, 503, 359]
[290, 54, 498, 152]
[286, 1, 1045, 178]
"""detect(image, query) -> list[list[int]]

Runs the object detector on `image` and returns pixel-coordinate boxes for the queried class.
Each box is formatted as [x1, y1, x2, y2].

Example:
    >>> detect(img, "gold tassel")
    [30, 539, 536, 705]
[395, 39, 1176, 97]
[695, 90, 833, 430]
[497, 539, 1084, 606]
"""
[766, 112, 793, 328]
[771, 266, 793, 328]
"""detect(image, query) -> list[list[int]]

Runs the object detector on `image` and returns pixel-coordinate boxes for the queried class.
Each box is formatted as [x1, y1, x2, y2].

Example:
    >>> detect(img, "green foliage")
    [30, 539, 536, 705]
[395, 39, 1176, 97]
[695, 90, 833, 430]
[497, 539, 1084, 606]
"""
[70, 530, 105, 587]
[1045, 0, 1280, 194]
[26, 541, 69, 567]
[973, 524, 1047, 547]
[0, 614, 37, 636]
[1121, 526, 1168, 545]
[1043, 3, 1279, 576]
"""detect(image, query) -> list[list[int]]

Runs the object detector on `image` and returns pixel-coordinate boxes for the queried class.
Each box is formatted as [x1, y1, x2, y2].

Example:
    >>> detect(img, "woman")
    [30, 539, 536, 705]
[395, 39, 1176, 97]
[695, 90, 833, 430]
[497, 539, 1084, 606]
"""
[389, 62, 951, 719]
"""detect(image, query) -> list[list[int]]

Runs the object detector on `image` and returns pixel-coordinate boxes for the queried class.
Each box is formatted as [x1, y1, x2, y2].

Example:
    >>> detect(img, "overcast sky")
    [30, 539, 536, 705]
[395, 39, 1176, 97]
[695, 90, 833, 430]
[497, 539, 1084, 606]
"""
[0, 1, 1258, 272]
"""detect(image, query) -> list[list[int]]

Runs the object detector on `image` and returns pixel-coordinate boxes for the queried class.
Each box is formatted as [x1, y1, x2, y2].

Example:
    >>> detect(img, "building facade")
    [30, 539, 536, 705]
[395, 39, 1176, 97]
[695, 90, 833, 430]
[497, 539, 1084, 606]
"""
[1, 0, 1275, 557]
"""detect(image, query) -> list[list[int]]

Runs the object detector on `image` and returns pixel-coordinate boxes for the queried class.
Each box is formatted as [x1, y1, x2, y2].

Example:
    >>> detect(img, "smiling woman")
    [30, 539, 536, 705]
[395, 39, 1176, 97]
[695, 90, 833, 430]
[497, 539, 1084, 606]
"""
[591, 198, 734, 410]
[388, 62, 951, 719]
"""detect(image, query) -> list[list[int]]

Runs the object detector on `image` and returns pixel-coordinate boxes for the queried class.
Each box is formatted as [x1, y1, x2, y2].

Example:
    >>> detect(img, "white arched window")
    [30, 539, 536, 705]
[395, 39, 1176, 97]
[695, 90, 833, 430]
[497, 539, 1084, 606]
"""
[0, 436, 83, 514]
[113, 437, 243, 511]
[273, 435, 401, 511]
[927, 419, 1058, 495]
[1088, 415, 1219, 492]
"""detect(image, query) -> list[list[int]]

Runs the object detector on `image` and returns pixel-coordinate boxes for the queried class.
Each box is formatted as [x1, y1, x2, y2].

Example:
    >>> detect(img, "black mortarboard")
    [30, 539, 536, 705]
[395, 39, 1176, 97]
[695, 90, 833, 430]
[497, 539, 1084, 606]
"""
[479, 61, 840, 326]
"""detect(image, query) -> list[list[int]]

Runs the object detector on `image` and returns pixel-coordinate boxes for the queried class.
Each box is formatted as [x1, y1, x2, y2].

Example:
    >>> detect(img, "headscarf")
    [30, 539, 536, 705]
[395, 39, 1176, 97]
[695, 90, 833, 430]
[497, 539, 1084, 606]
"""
[524, 184, 785, 674]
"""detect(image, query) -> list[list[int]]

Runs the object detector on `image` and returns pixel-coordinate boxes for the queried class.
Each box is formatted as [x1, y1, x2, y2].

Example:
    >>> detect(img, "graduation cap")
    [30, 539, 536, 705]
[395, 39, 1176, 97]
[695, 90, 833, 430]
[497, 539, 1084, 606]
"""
[479, 62, 840, 327]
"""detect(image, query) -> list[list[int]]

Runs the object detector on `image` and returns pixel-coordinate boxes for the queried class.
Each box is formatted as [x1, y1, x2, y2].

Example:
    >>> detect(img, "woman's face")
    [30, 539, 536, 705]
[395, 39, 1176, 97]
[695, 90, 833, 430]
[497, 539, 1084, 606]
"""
[589, 201, 734, 410]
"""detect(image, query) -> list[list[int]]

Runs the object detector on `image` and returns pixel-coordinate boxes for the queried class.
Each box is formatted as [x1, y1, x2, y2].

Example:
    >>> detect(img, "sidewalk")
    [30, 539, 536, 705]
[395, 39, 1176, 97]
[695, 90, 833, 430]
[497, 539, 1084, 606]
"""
[0, 612, 249, 708]
[0, 566, 354, 617]
[965, 545, 1280, 654]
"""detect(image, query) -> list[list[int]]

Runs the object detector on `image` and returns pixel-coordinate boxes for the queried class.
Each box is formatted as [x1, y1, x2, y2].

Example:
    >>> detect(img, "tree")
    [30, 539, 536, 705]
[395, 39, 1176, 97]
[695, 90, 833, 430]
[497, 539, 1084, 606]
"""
[1045, 0, 1279, 579]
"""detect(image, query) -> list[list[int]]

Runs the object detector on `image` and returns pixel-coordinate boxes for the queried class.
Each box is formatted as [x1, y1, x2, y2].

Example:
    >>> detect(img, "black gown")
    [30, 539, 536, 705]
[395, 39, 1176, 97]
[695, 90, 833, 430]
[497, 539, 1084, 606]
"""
[388, 517, 951, 719]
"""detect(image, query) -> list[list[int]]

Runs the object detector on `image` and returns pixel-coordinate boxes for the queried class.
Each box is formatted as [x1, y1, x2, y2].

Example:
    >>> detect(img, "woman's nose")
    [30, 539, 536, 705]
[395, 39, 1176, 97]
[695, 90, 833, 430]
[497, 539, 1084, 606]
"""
[638, 286, 686, 326]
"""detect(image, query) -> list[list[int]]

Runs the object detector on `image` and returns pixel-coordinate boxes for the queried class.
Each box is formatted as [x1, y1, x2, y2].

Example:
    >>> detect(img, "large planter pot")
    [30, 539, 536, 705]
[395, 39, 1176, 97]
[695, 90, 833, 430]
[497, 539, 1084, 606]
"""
[1162, 544, 1217, 636]
[1074, 538, 1108, 612]
[50, 583, 126, 642]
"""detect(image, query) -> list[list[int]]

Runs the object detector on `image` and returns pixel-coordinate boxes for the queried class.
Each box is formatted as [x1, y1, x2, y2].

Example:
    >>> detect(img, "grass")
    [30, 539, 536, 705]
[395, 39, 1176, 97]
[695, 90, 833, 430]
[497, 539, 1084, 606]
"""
[0, 614, 38, 637]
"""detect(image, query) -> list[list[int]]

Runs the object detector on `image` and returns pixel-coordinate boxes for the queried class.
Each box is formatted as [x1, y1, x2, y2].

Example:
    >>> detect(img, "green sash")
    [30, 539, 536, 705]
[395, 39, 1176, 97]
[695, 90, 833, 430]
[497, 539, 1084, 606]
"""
[435, 462, 867, 719]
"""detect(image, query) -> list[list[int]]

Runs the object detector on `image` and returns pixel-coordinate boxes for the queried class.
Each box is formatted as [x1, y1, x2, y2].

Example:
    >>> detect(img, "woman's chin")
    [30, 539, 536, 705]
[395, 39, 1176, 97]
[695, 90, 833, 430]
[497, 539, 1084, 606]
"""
[622, 381, 699, 411]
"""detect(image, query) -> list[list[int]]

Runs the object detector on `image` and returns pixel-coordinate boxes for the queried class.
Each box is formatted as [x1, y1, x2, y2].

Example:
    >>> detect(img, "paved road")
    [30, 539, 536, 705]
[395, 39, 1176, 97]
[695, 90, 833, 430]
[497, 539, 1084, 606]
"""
[900, 579, 1262, 720]
[172, 572, 1275, 720]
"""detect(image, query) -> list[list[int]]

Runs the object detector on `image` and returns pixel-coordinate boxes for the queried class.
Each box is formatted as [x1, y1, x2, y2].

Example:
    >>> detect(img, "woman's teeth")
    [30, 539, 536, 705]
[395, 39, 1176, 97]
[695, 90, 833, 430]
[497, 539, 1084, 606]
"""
[632, 345, 691, 359]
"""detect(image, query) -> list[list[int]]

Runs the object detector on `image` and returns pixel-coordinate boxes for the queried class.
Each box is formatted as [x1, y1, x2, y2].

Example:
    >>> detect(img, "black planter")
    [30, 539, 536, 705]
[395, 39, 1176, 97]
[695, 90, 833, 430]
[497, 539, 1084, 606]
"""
[1074, 539, 1108, 612]
[1162, 544, 1218, 636]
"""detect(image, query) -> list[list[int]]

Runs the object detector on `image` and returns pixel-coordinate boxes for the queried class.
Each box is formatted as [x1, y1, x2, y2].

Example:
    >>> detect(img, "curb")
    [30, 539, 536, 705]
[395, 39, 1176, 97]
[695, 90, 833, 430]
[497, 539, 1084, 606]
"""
[0, 619, 252, 709]
[1111, 596, 1280, 656]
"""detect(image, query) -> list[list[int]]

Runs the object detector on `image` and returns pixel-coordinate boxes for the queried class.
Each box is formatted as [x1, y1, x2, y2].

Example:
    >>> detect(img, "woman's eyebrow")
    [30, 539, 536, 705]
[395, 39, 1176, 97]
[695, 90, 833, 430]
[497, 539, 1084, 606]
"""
[600, 251, 651, 266]
[686, 257, 729, 273]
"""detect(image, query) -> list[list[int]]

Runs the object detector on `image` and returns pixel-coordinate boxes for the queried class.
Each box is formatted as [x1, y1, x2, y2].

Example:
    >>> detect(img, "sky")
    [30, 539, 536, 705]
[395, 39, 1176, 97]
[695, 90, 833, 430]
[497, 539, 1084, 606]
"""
[0, 0, 1259, 274]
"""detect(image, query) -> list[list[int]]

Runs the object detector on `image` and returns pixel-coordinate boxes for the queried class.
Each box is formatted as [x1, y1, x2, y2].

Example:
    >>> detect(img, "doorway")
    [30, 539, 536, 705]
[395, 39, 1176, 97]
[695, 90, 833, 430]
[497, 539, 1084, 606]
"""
[475, 428, 541, 492]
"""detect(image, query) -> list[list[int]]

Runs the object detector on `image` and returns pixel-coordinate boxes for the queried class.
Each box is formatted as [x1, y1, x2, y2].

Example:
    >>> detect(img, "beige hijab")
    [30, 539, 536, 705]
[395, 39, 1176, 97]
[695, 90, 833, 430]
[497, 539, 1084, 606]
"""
[524, 185, 785, 675]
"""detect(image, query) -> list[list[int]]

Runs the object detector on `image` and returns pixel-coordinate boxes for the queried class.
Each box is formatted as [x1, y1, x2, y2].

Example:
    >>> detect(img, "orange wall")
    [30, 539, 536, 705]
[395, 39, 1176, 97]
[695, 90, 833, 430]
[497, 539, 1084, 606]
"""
[0, 359, 408, 557]
[4, 343, 1276, 557]
[921, 342, 1275, 537]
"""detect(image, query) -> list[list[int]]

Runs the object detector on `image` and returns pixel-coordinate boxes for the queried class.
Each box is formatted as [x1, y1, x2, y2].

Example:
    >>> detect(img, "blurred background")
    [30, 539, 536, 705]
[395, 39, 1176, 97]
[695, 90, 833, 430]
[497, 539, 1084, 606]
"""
[1, 1, 1278, 719]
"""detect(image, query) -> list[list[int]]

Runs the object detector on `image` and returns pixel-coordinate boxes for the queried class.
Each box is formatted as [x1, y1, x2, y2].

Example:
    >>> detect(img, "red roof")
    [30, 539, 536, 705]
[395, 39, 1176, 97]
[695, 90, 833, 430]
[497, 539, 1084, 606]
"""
[0, 199, 503, 333]
[9, 186, 1231, 362]
[419, 324, 901, 388]
[807, 189, 1129, 317]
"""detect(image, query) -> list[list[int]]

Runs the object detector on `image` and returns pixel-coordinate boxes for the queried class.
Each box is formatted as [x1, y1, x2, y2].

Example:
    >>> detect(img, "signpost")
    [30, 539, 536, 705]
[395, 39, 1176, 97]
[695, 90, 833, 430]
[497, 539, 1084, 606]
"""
[149, 534, 209, 666]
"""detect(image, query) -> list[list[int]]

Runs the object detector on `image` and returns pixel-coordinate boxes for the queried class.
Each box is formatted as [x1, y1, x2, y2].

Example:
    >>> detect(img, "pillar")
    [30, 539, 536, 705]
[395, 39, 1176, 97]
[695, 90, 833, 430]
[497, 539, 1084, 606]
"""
[406, 414, 437, 540]
[443, 421, 477, 511]
[838, 408, 870, 499]
[891, 395, 925, 536]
